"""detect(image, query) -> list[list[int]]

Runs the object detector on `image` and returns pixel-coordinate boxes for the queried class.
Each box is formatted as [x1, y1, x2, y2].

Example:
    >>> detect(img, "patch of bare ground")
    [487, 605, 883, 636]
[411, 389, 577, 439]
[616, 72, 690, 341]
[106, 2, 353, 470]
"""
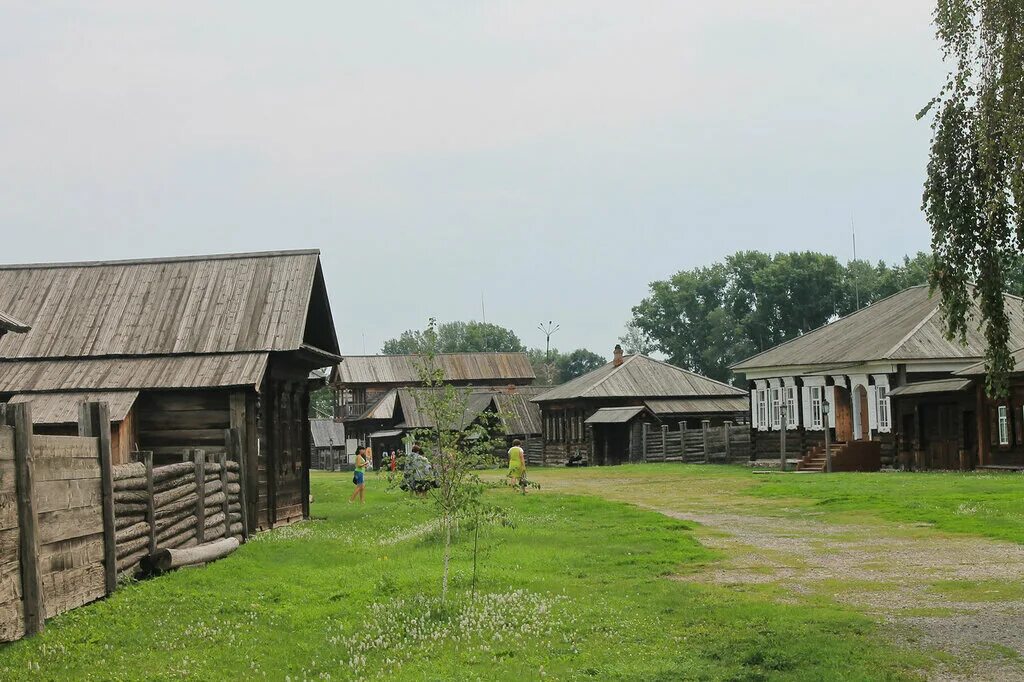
[660, 509, 1024, 681]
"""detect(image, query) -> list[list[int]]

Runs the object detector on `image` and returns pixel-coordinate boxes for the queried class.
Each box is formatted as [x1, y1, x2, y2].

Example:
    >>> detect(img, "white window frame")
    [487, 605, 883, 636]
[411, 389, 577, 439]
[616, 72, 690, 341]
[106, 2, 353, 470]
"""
[810, 386, 823, 429]
[785, 385, 798, 430]
[770, 387, 782, 430]
[756, 389, 768, 430]
[998, 405, 1010, 445]
[876, 385, 891, 431]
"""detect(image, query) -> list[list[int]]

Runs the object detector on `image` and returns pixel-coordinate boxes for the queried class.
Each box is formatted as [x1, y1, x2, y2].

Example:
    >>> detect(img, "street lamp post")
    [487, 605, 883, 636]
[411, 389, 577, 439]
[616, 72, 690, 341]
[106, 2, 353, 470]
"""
[779, 402, 787, 471]
[822, 398, 832, 473]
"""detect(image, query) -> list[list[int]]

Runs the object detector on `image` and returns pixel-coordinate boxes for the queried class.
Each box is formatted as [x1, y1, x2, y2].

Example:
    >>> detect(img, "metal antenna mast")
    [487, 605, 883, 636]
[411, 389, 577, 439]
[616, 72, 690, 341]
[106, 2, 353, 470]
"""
[537, 321, 560, 362]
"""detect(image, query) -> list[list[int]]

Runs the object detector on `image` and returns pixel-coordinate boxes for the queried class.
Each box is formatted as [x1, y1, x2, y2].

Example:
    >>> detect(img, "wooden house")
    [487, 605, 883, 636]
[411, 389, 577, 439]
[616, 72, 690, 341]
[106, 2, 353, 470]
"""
[310, 418, 347, 469]
[333, 352, 535, 422]
[532, 346, 748, 466]
[344, 384, 543, 465]
[730, 285, 1024, 470]
[948, 349, 1024, 470]
[0, 249, 341, 531]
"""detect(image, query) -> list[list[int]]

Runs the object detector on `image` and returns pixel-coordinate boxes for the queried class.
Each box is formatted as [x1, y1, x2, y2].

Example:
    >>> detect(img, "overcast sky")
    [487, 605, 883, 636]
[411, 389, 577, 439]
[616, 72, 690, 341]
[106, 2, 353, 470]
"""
[1, 2, 946, 357]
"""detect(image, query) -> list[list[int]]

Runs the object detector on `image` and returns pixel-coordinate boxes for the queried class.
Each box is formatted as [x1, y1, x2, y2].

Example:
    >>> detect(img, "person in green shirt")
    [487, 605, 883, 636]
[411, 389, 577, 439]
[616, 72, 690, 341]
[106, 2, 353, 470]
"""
[349, 446, 367, 504]
[506, 439, 527, 494]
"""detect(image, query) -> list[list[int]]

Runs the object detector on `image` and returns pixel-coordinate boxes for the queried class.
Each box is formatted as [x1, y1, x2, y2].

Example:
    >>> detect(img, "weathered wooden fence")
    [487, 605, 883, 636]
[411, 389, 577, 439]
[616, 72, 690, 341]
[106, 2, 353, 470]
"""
[0, 402, 115, 641]
[640, 421, 751, 464]
[0, 402, 249, 643]
[111, 445, 246, 577]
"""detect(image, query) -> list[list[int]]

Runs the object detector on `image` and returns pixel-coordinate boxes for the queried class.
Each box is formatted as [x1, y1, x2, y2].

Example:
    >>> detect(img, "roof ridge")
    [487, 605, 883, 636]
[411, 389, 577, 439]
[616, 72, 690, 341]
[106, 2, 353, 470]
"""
[882, 304, 940, 359]
[0, 249, 321, 271]
[636, 354, 746, 394]
[730, 286, 928, 370]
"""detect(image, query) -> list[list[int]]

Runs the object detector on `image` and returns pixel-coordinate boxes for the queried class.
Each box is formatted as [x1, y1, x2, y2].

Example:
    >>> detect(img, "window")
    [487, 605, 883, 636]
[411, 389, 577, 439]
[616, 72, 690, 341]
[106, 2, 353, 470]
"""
[998, 405, 1010, 445]
[785, 387, 797, 427]
[876, 386, 890, 431]
[770, 388, 782, 430]
[810, 386, 823, 429]
[756, 389, 767, 427]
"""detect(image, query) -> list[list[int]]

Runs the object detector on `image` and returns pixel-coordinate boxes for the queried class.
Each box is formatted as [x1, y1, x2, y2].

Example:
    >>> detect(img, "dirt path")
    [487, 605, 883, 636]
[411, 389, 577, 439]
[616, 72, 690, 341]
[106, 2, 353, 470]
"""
[531, 470, 1024, 681]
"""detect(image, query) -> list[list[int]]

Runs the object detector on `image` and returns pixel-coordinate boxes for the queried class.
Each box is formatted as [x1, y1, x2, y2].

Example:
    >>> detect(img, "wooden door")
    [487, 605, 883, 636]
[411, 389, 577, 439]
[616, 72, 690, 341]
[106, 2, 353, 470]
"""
[834, 387, 853, 443]
[856, 385, 869, 441]
[921, 404, 959, 469]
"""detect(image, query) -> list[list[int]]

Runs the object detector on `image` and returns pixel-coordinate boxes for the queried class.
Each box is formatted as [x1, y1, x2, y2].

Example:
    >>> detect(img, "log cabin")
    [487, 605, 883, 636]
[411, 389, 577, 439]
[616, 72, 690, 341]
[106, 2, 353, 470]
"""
[951, 349, 1024, 470]
[532, 346, 748, 466]
[730, 285, 1024, 470]
[0, 250, 341, 531]
[333, 352, 536, 460]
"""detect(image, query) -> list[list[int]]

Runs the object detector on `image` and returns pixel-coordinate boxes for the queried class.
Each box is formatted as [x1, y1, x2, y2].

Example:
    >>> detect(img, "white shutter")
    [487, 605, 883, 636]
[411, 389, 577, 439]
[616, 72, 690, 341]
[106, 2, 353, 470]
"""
[825, 385, 836, 428]
[750, 390, 759, 430]
[867, 385, 878, 435]
[787, 386, 799, 430]
[801, 386, 813, 430]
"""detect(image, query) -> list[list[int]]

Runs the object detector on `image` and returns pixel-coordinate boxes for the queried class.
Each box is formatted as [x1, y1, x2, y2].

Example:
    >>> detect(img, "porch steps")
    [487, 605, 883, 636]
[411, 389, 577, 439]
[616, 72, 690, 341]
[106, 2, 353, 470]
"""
[795, 443, 848, 472]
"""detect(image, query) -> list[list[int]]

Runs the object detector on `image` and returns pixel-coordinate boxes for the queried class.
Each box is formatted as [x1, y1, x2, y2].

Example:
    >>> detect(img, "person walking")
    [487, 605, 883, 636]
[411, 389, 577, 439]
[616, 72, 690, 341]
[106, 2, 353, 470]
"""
[507, 439, 527, 494]
[389, 450, 397, 472]
[349, 446, 368, 504]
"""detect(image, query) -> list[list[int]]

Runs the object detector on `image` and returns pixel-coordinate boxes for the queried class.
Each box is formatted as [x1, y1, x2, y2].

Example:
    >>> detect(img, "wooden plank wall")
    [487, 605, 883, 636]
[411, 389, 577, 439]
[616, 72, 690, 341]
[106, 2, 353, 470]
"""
[0, 426, 24, 641]
[32, 435, 106, 621]
[135, 391, 231, 463]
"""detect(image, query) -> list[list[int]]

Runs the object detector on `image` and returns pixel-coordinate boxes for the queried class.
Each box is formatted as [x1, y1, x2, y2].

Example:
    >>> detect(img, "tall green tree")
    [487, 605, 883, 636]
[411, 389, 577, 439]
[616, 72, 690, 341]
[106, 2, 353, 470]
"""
[383, 321, 526, 354]
[629, 251, 933, 381]
[921, 0, 1024, 397]
[556, 349, 607, 381]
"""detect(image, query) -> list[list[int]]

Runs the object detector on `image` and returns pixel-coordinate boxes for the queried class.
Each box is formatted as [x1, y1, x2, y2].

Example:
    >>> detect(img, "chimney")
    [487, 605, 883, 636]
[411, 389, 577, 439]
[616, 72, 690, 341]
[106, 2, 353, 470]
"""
[613, 344, 624, 367]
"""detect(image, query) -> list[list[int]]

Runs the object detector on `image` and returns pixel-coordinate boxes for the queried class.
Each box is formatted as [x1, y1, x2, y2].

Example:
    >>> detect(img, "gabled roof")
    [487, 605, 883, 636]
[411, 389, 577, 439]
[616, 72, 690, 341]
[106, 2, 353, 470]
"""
[888, 378, 974, 397]
[394, 388, 495, 430]
[0, 309, 30, 335]
[645, 396, 749, 415]
[0, 249, 339, 360]
[584, 406, 648, 424]
[7, 391, 139, 424]
[956, 346, 1024, 377]
[532, 355, 745, 403]
[0, 354, 270, 394]
[731, 286, 1024, 371]
[334, 353, 534, 385]
[309, 419, 346, 448]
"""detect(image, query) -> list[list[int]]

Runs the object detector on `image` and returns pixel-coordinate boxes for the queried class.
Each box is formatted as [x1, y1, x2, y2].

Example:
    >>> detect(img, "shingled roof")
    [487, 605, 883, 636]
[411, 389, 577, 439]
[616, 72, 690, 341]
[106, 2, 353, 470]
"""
[532, 355, 745, 403]
[0, 250, 339, 393]
[731, 285, 1024, 372]
[335, 353, 535, 385]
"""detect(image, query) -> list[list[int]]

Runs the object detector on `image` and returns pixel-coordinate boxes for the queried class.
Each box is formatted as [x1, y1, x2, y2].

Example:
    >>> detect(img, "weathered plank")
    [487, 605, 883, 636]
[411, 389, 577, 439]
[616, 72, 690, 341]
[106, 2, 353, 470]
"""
[41, 564, 105, 618]
[33, 457, 101, 483]
[33, 479, 102, 515]
[39, 535, 104, 573]
[37, 505, 104, 545]
[5, 404, 44, 635]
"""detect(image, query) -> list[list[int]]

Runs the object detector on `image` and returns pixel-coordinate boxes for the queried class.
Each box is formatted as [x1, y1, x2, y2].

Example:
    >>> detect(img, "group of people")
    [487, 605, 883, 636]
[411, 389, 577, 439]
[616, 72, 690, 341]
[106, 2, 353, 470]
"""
[347, 439, 530, 503]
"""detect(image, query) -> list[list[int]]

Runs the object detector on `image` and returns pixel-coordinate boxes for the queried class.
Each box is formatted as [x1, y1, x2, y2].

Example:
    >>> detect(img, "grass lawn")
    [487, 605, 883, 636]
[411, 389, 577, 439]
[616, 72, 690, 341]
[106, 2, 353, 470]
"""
[0, 470, 931, 681]
[527, 464, 1024, 545]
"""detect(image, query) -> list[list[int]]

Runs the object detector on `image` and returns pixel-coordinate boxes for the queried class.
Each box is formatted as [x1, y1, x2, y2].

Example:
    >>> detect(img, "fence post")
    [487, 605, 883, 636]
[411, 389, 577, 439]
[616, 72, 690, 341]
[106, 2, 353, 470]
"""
[723, 421, 733, 463]
[80, 402, 116, 595]
[194, 449, 206, 545]
[661, 425, 668, 461]
[679, 422, 687, 463]
[5, 403, 44, 635]
[702, 420, 711, 464]
[219, 452, 230, 539]
[226, 428, 249, 540]
[143, 451, 156, 556]
[641, 423, 649, 463]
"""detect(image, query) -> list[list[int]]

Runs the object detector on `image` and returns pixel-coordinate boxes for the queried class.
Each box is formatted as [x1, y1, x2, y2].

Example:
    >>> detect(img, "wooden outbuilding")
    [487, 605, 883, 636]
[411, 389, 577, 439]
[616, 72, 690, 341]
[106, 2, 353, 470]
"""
[0, 249, 341, 531]
[310, 418, 347, 470]
[730, 285, 1024, 470]
[532, 346, 748, 466]
[953, 349, 1024, 470]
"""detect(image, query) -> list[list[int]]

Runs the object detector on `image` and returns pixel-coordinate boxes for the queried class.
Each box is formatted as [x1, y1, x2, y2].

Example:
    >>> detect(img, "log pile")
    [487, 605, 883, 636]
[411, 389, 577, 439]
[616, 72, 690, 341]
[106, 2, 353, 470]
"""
[112, 454, 245, 576]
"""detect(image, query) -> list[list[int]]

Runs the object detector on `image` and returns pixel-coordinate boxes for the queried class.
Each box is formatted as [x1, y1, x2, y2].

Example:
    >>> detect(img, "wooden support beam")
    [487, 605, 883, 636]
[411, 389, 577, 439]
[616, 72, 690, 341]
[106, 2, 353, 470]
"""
[80, 401, 116, 595]
[702, 420, 711, 464]
[219, 452, 230, 539]
[143, 451, 156, 555]
[640, 423, 649, 464]
[5, 403, 44, 635]
[226, 428, 249, 540]
[660, 424, 668, 461]
[723, 421, 733, 462]
[193, 449, 206, 545]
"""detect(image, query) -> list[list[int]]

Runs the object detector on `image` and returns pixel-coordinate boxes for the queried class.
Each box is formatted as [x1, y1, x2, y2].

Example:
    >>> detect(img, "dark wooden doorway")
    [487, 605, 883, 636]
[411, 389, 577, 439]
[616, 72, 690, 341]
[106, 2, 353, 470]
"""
[834, 386, 853, 443]
[921, 403, 960, 469]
